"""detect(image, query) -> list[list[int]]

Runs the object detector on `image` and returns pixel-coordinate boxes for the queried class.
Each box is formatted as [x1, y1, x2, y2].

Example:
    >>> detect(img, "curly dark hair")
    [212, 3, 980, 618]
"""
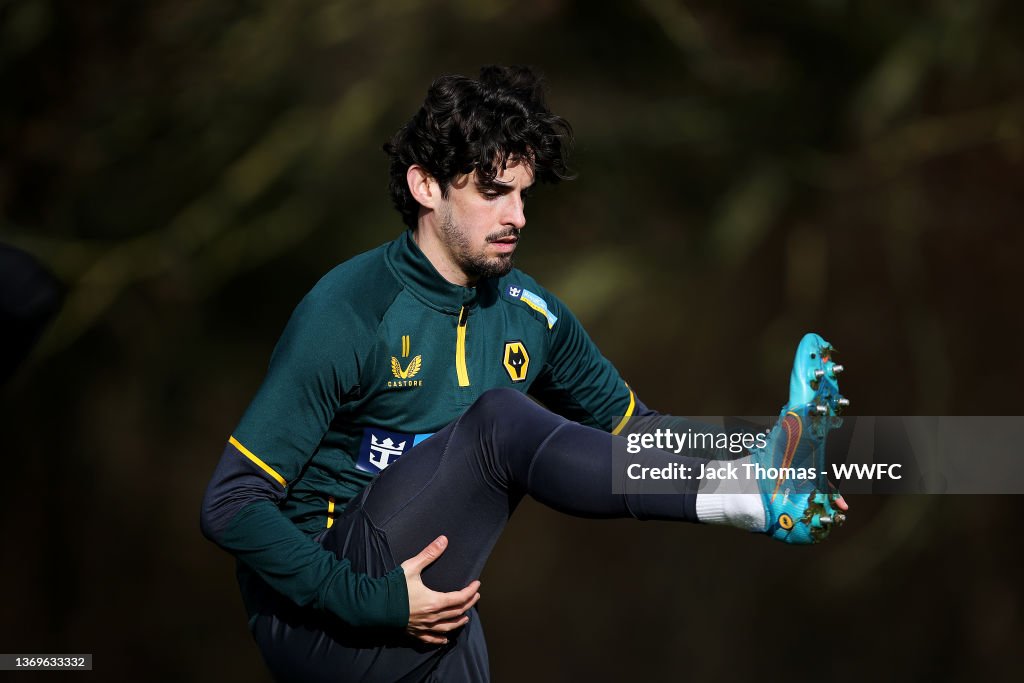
[384, 65, 575, 229]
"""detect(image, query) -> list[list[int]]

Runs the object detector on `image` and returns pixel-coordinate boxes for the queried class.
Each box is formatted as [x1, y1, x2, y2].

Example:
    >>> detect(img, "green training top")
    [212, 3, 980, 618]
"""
[203, 230, 638, 630]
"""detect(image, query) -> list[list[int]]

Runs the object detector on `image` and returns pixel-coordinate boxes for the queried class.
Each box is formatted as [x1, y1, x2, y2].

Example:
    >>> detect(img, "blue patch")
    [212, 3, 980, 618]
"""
[505, 285, 558, 329]
[356, 428, 434, 473]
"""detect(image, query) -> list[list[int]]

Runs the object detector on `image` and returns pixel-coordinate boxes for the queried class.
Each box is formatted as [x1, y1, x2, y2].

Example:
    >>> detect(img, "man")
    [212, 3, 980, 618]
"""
[201, 65, 848, 682]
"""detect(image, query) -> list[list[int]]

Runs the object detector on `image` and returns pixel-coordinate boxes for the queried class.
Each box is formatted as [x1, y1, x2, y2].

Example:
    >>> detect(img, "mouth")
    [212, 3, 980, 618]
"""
[489, 234, 519, 253]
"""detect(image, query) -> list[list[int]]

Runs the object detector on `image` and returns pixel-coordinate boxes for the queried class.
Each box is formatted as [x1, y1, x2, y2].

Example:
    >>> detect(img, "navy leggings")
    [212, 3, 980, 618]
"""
[252, 389, 705, 682]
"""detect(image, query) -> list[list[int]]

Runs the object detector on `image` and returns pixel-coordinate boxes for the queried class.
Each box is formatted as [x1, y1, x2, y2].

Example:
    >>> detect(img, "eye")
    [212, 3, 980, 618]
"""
[481, 190, 501, 200]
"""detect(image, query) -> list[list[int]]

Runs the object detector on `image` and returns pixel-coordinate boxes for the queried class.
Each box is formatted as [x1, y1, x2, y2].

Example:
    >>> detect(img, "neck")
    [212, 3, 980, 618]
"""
[411, 225, 476, 288]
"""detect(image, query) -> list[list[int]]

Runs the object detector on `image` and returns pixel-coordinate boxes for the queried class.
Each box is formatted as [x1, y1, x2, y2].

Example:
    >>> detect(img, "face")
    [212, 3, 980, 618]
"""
[436, 160, 534, 281]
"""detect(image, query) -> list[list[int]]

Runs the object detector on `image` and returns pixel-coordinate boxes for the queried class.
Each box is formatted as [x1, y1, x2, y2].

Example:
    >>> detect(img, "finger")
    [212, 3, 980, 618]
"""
[434, 580, 481, 609]
[433, 591, 481, 621]
[402, 536, 449, 574]
[430, 616, 470, 633]
[832, 494, 849, 511]
[414, 632, 449, 645]
[458, 588, 481, 612]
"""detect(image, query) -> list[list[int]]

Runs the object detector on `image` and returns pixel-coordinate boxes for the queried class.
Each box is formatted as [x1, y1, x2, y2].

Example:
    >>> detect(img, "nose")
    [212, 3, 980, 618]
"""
[504, 194, 526, 230]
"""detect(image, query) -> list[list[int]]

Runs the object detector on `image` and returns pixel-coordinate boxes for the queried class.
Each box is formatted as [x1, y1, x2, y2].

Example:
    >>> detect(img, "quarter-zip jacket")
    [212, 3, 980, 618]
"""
[201, 230, 640, 629]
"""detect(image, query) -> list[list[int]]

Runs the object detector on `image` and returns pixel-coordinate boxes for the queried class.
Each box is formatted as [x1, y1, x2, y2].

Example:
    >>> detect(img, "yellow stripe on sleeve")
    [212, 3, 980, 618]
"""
[521, 298, 555, 329]
[229, 436, 287, 488]
[611, 384, 636, 436]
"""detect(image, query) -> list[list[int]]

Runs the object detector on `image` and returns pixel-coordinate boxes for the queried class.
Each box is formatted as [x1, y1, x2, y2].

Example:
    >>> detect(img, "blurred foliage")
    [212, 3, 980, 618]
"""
[2, 1, 1022, 681]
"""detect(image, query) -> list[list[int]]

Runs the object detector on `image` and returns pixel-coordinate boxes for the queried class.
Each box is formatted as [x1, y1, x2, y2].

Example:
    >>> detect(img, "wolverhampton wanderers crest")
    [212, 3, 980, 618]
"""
[502, 341, 530, 383]
[388, 334, 423, 388]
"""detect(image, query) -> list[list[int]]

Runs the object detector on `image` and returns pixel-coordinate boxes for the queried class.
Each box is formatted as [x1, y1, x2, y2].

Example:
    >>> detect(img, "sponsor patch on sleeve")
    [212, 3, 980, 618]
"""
[506, 285, 558, 329]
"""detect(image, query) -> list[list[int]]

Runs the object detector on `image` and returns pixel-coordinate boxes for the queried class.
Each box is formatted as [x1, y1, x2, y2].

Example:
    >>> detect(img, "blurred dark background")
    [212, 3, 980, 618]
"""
[2, 1, 1022, 680]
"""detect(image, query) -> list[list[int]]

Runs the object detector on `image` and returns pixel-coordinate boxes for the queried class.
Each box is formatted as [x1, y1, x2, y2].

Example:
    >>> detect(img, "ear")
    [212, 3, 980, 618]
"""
[407, 165, 442, 210]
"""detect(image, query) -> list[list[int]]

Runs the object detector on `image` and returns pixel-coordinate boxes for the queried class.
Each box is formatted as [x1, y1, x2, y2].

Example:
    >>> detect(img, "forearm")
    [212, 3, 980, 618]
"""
[214, 499, 409, 628]
[200, 443, 408, 629]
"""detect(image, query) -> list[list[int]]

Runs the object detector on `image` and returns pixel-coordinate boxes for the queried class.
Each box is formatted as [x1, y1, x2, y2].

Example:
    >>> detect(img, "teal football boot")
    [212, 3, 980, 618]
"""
[752, 333, 848, 544]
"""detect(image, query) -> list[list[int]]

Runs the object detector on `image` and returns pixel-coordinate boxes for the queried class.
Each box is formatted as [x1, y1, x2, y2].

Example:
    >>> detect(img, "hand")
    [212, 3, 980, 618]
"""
[400, 535, 481, 645]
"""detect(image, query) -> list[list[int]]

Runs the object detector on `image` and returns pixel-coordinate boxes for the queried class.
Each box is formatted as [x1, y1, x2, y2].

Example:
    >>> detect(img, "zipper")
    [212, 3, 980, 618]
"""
[456, 305, 470, 387]
[326, 496, 336, 529]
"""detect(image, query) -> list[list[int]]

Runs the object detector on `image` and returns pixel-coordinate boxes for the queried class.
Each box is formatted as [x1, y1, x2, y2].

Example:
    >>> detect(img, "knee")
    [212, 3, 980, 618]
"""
[462, 388, 561, 445]
[465, 388, 530, 425]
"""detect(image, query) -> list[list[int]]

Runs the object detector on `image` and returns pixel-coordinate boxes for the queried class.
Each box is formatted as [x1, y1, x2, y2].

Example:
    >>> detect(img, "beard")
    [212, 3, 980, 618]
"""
[439, 206, 517, 280]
